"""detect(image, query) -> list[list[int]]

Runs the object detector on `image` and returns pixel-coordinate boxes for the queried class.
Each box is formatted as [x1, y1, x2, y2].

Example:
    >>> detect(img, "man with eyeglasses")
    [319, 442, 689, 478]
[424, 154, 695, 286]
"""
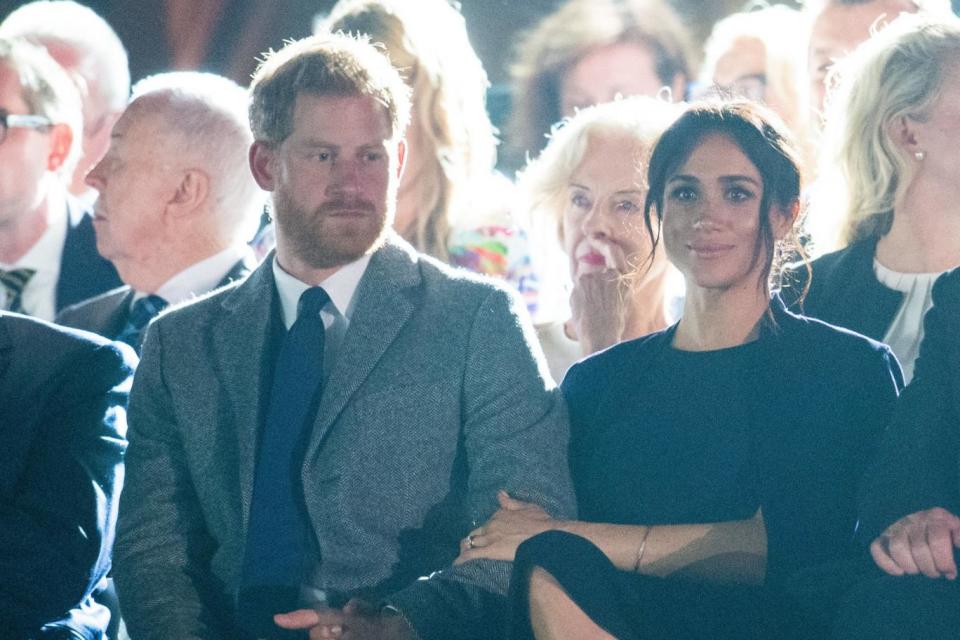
[1, 1, 131, 206]
[0, 37, 120, 321]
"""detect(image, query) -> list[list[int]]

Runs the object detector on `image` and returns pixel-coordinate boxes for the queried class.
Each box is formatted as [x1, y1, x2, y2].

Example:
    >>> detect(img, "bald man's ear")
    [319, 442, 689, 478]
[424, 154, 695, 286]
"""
[166, 169, 210, 219]
[46, 123, 73, 173]
[249, 141, 277, 191]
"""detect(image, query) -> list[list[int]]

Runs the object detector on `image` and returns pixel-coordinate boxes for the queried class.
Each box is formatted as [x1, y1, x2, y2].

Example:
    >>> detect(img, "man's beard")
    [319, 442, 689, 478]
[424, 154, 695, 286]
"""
[272, 188, 391, 269]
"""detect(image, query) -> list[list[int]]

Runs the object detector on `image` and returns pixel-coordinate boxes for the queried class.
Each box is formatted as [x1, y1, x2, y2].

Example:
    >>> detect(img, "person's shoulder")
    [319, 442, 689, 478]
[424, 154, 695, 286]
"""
[807, 238, 876, 279]
[778, 305, 896, 368]
[153, 275, 247, 329]
[565, 327, 672, 383]
[2, 312, 135, 373]
[403, 238, 525, 314]
[933, 267, 960, 301]
[57, 285, 130, 324]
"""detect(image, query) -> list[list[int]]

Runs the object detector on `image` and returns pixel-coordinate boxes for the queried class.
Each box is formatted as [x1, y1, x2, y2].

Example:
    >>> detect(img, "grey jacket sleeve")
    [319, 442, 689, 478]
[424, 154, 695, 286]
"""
[385, 286, 577, 639]
[113, 326, 228, 640]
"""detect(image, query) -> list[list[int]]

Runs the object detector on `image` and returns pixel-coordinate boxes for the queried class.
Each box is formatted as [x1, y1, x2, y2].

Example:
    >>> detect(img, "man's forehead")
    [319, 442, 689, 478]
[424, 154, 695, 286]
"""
[290, 92, 393, 136]
[111, 98, 168, 140]
[0, 61, 29, 112]
[813, 0, 918, 44]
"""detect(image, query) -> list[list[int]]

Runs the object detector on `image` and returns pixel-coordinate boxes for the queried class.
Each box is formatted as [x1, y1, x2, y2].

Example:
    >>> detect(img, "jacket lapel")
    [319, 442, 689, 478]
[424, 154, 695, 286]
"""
[305, 239, 422, 459]
[211, 256, 280, 530]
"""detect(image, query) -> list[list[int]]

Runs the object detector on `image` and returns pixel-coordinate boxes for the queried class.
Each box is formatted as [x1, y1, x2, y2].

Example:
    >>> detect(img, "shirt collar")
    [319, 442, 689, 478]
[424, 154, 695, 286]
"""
[146, 245, 253, 306]
[272, 253, 372, 330]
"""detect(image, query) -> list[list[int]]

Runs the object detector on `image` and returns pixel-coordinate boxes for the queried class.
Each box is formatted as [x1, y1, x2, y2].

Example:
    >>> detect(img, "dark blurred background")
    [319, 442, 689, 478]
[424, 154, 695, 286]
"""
[0, 0, 807, 86]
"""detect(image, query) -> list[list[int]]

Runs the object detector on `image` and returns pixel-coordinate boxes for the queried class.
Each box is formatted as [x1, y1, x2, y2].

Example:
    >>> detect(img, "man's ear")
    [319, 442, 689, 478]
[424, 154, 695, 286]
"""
[249, 140, 278, 191]
[395, 138, 406, 181]
[166, 169, 210, 219]
[46, 123, 73, 172]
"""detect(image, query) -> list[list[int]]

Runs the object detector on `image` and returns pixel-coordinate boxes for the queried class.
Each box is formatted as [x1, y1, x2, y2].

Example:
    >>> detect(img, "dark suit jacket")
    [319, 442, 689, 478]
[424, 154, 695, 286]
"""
[114, 236, 576, 640]
[858, 268, 960, 542]
[56, 198, 122, 313]
[784, 238, 901, 342]
[0, 312, 135, 638]
[56, 253, 257, 351]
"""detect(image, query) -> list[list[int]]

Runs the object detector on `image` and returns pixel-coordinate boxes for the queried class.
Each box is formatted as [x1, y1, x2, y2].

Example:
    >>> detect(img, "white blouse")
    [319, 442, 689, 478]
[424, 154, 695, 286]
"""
[874, 260, 944, 384]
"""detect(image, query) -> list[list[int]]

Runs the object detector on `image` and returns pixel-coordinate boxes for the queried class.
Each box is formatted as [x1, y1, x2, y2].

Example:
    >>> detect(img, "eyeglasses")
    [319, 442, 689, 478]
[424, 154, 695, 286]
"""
[0, 111, 52, 145]
[691, 74, 768, 104]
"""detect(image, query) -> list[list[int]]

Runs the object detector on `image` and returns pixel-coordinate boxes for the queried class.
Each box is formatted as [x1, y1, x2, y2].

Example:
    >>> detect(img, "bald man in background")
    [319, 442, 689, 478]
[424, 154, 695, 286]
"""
[58, 71, 264, 352]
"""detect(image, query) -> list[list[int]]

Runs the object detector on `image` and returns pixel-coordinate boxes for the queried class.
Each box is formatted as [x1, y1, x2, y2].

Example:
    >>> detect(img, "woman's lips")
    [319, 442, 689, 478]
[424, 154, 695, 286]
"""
[578, 251, 607, 267]
[688, 242, 734, 258]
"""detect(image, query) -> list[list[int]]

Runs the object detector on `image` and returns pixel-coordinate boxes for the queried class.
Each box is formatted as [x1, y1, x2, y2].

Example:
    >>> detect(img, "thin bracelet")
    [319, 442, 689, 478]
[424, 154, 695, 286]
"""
[633, 526, 651, 573]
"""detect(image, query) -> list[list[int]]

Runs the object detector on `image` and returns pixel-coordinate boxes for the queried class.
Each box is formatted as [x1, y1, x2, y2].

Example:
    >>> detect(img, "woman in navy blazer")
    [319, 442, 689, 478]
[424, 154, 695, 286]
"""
[457, 101, 903, 639]
[831, 268, 960, 639]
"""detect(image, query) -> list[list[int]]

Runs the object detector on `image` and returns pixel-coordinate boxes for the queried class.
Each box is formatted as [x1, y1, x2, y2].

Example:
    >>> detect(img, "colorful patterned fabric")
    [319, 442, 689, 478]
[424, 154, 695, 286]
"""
[449, 225, 541, 319]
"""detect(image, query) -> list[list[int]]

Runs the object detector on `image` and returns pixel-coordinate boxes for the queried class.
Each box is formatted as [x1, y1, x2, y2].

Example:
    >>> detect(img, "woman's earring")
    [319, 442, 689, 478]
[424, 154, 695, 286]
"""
[914, 150, 926, 161]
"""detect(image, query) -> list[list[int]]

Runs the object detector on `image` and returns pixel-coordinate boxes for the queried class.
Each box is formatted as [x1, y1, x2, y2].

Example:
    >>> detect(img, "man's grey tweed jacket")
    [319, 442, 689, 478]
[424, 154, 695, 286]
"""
[114, 235, 577, 639]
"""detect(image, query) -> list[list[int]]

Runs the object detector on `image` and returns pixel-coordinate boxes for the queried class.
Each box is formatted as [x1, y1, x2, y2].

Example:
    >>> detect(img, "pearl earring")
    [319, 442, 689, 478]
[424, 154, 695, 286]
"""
[915, 150, 926, 161]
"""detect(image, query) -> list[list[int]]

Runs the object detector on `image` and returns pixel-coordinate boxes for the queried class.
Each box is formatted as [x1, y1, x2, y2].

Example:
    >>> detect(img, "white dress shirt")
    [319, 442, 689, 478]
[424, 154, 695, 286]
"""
[271, 252, 371, 374]
[143, 244, 253, 306]
[0, 203, 67, 321]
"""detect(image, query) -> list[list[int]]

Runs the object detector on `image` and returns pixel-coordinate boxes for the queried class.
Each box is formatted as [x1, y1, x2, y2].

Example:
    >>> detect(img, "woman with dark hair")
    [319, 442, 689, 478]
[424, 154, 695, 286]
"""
[456, 101, 903, 639]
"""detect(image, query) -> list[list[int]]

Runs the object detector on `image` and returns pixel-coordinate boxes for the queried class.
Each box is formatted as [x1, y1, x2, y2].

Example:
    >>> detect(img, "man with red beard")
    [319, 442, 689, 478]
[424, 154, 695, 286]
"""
[114, 32, 574, 640]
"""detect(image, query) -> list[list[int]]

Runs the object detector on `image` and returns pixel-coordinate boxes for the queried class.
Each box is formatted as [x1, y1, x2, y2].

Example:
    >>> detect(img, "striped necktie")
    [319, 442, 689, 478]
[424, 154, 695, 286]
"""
[0, 268, 36, 313]
[116, 294, 168, 350]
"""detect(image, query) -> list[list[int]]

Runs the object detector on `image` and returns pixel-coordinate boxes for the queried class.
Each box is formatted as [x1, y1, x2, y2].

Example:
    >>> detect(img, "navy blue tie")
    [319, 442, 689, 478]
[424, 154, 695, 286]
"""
[238, 287, 329, 637]
[116, 295, 167, 350]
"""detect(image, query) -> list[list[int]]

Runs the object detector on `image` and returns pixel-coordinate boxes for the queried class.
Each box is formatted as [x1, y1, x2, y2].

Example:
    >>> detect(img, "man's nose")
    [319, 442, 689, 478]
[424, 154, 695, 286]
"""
[85, 158, 106, 191]
[328, 158, 362, 195]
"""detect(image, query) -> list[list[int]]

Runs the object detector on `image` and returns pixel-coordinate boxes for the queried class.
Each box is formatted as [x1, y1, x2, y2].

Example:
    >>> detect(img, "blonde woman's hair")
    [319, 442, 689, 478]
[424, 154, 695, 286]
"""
[700, 4, 810, 153]
[517, 95, 682, 278]
[812, 12, 960, 249]
[507, 0, 695, 166]
[318, 0, 497, 262]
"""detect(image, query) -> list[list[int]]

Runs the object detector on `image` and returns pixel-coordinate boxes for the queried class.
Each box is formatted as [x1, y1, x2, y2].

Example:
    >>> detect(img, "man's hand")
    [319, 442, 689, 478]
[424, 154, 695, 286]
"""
[454, 490, 561, 564]
[870, 507, 960, 579]
[274, 599, 415, 639]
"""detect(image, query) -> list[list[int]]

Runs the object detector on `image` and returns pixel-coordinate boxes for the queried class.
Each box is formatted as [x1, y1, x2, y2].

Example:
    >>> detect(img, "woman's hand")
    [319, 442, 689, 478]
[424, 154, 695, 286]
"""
[570, 270, 630, 355]
[454, 490, 562, 564]
[870, 507, 960, 579]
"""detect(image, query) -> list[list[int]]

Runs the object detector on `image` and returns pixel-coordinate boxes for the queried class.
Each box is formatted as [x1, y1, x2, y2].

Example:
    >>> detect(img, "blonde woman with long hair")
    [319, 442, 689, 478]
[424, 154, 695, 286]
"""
[796, 12, 960, 382]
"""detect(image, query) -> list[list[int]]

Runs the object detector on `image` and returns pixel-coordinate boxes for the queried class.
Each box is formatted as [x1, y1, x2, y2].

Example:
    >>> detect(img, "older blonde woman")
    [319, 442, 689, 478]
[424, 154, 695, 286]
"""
[505, 0, 695, 172]
[518, 96, 683, 380]
[797, 13, 960, 382]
